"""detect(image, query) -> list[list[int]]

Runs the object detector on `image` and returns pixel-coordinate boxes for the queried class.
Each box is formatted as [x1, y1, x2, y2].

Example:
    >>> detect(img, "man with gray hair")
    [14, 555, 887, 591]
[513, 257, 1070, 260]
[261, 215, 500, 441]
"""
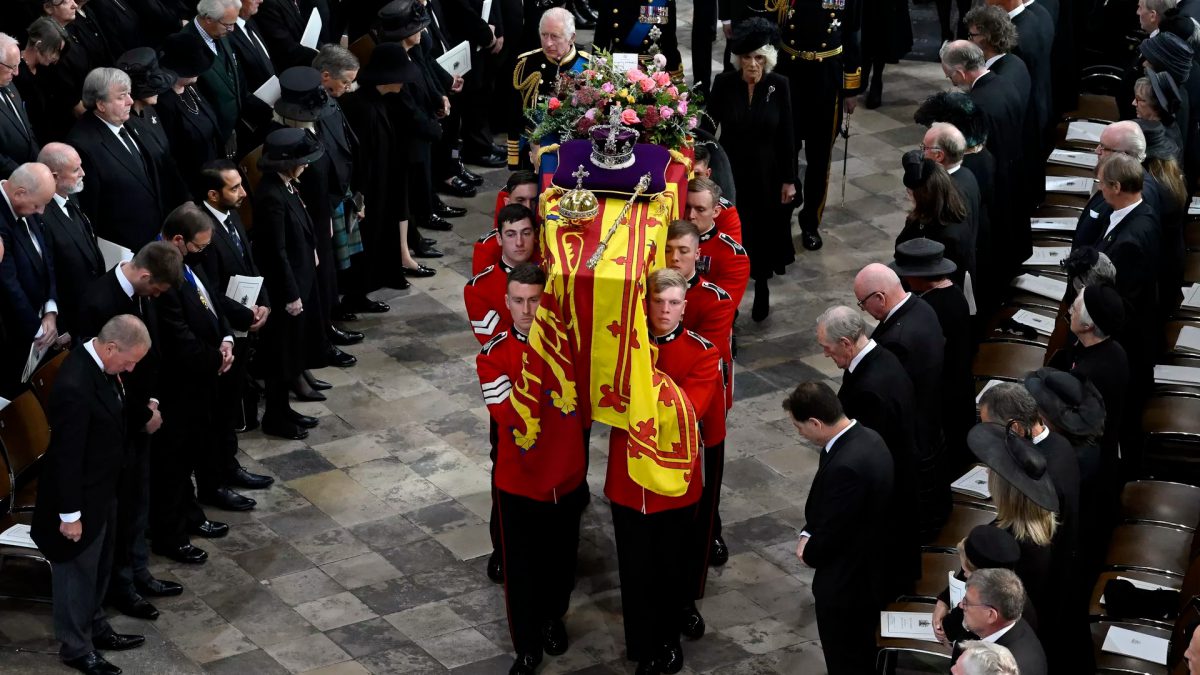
[955, 568, 1047, 675]
[952, 641, 1020, 675]
[1138, 0, 1179, 36]
[0, 32, 39, 178]
[186, 0, 245, 148]
[923, 121, 984, 260]
[508, 7, 588, 169]
[38, 142, 104, 342]
[815, 304, 921, 595]
[67, 67, 166, 250]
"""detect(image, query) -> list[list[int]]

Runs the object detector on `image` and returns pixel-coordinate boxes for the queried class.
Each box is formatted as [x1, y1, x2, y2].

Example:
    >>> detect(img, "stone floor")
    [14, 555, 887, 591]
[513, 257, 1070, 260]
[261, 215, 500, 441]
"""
[0, 12, 952, 675]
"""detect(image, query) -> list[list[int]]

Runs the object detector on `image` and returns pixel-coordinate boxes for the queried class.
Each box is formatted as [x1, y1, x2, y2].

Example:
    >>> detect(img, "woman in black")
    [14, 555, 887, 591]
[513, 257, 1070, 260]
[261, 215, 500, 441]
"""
[14, 17, 67, 140]
[252, 128, 325, 441]
[154, 33, 223, 199]
[896, 151, 976, 296]
[37, 0, 113, 141]
[706, 19, 797, 322]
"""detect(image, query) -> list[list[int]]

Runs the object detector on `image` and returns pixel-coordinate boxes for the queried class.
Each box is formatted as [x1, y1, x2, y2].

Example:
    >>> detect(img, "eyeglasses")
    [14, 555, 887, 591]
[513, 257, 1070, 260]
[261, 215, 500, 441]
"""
[918, 144, 942, 153]
[856, 290, 882, 309]
[186, 241, 209, 253]
[959, 599, 996, 611]
[219, 19, 237, 30]
[0, 61, 18, 73]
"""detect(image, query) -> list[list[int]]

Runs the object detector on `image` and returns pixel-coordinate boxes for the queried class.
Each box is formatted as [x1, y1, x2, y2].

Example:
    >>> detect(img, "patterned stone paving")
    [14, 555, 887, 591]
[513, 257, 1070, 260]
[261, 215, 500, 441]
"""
[0, 10, 950, 674]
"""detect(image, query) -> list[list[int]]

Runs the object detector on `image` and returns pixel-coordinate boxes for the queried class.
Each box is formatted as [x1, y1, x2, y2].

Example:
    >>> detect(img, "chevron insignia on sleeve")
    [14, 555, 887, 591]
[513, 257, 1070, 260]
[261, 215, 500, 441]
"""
[481, 374, 513, 405]
[472, 310, 500, 335]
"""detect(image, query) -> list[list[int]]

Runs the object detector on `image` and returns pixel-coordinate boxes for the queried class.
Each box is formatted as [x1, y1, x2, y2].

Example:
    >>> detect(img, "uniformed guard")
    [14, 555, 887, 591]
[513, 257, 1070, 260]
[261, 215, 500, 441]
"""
[474, 171, 541, 274]
[731, 0, 862, 251]
[508, 8, 591, 169]
[464, 205, 539, 345]
[685, 178, 751, 308]
[591, 0, 683, 74]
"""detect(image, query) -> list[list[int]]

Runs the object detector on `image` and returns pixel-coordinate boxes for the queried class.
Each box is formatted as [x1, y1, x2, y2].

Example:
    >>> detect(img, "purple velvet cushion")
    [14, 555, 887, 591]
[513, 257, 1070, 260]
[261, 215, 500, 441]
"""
[551, 139, 671, 195]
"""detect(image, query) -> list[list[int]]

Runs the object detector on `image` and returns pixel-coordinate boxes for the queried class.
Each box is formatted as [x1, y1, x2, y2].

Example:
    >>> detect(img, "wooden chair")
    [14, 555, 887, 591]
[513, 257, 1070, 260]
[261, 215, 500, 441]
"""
[901, 551, 962, 604]
[875, 600, 953, 673]
[1104, 523, 1198, 577]
[1120, 481, 1200, 531]
[1142, 396, 1200, 479]
[237, 145, 264, 230]
[0, 442, 49, 602]
[0, 391, 51, 513]
[1063, 93, 1120, 123]
[1045, 162, 1096, 179]
[1041, 191, 1092, 209]
[348, 34, 376, 66]
[1187, 252, 1200, 285]
[927, 504, 997, 553]
[983, 305, 1059, 348]
[28, 349, 68, 409]
[972, 342, 1048, 383]
[1186, 219, 1200, 252]
[1088, 569, 1182, 628]
[1090, 619, 1173, 674]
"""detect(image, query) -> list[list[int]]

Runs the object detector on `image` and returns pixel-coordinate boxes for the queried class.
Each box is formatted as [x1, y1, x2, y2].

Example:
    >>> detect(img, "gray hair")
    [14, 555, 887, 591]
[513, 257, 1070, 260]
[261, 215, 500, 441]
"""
[930, 122, 966, 164]
[98, 314, 151, 350]
[1075, 289, 1109, 339]
[1077, 252, 1117, 288]
[0, 32, 18, 56]
[197, 0, 241, 20]
[37, 141, 79, 173]
[816, 305, 867, 343]
[8, 162, 52, 191]
[966, 568, 1026, 621]
[956, 641, 1020, 675]
[1144, 0, 1178, 14]
[1101, 120, 1148, 162]
[81, 67, 131, 110]
[313, 44, 359, 79]
[540, 7, 575, 37]
[940, 40, 986, 72]
[733, 45, 778, 74]
[978, 382, 1039, 428]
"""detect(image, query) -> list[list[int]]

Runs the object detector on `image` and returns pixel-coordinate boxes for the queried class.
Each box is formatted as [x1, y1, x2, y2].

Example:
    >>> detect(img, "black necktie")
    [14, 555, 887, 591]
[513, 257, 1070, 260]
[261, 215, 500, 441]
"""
[223, 216, 246, 260]
[1, 88, 26, 134]
[108, 374, 124, 402]
[118, 127, 147, 175]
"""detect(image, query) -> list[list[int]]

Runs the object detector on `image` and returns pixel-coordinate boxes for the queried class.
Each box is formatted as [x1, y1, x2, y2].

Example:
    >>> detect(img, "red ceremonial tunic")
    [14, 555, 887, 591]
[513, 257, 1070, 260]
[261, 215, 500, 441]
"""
[698, 227, 750, 308]
[715, 198, 743, 245]
[605, 325, 722, 513]
[683, 273, 735, 417]
[464, 261, 512, 345]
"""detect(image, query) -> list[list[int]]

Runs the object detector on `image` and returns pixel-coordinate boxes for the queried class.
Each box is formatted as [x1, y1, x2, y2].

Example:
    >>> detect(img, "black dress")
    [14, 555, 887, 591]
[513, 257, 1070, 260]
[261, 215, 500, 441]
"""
[896, 216, 976, 291]
[919, 284, 976, 472]
[154, 85, 223, 199]
[707, 70, 797, 281]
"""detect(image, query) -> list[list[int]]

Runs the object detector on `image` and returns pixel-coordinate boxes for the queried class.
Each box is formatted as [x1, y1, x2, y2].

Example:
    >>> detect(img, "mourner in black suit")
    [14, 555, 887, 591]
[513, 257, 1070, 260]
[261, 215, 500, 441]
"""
[67, 68, 165, 250]
[256, 0, 323, 71]
[0, 163, 59, 388]
[231, 0, 278, 152]
[37, 143, 104, 342]
[30, 316, 150, 674]
[855, 262, 949, 539]
[815, 306, 920, 598]
[76, 242, 185, 620]
[183, 4, 246, 149]
[0, 35, 40, 178]
[953, 568, 1048, 675]
[88, 0, 151, 54]
[787, 382, 893, 675]
[1000, 0, 1053, 146]
[922, 123, 984, 295]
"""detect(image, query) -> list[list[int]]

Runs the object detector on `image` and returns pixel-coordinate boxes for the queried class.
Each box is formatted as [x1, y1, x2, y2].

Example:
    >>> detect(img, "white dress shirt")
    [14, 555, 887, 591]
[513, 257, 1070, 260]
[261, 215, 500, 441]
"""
[1103, 199, 1143, 239]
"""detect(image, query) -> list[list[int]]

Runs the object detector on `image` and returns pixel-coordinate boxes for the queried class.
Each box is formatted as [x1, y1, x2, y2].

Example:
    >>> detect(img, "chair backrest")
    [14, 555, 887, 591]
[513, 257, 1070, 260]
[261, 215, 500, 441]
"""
[0, 438, 12, 515]
[29, 349, 68, 409]
[0, 391, 51, 480]
[349, 34, 376, 66]
[1169, 596, 1200, 671]
[238, 146, 263, 231]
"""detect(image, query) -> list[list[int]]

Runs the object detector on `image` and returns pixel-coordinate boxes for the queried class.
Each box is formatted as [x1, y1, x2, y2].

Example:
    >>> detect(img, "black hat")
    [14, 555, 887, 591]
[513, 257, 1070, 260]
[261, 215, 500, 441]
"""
[116, 47, 176, 99]
[357, 42, 419, 86]
[963, 525, 1021, 570]
[1134, 118, 1181, 161]
[1081, 283, 1125, 336]
[273, 67, 335, 122]
[1060, 245, 1099, 278]
[729, 18, 780, 55]
[157, 32, 215, 79]
[258, 127, 324, 172]
[1024, 368, 1106, 438]
[889, 237, 957, 278]
[914, 91, 988, 147]
[967, 422, 1060, 512]
[901, 149, 936, 189]
[1145, 67, 1183, 125]
[1140, 31, 1193, 85]
[375, 0, 430, 42]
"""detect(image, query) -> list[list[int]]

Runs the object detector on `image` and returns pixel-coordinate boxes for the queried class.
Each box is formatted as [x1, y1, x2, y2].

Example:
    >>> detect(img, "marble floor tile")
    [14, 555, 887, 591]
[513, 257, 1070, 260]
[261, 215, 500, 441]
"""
[263, 632, 351, 674]
[320, 552, 404, 590]
[414, 627, 505, 669]
[294, 591, 380, 632]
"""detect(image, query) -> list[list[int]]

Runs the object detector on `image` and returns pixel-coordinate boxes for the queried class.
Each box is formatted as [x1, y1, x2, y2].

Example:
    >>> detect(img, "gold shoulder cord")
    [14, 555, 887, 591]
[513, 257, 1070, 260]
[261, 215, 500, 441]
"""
[763, 0, 789, 24]
[513, 58, 543, 112]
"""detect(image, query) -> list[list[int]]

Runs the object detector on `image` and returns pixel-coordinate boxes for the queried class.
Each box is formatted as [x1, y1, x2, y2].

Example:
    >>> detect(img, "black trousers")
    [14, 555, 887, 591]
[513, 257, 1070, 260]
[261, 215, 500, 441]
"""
[688, 440, 724, 600]
[488, 418, 500, 553]
[690, 0, 717, 96]
[110, 433, 153, 598]
[815, 599, 878, 674]
[777, 56, 844, 234]
[497, 481, 588, 655]
[611, 502, 691, 662]
[149, 404, 213, 548]
[51, 502, 117, 660]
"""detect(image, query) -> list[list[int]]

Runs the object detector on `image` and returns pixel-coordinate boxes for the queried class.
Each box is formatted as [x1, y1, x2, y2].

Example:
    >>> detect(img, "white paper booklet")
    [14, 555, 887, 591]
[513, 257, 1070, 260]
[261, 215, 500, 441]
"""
[96, 237, 133, 271]
[435, 41, 472, 78]
[1101, 626, 1168, 665]
[1189, 197, 1200, 215]
[951, 465, 991, 499]
[1154, 364, 1200, 385]
[1023, 247, 1071, 266]
[1066, 120, 1107, 143]
[1048, 148, 1099, 168]
[0, 523, 35, 548]
[1176, 326, 1200, 354]
[300, 8, 322, 49]
[1184, 284, 1200, 309]
[1030, 216, 1077, 232]
[1011, 274, 1067, 302]
[1045, 176, 1094, 195]
[880, 611, 939, 642]
[1011, 309, 1055, 336]
[253, 75, 281, 106]
[948, 573, 967, 607]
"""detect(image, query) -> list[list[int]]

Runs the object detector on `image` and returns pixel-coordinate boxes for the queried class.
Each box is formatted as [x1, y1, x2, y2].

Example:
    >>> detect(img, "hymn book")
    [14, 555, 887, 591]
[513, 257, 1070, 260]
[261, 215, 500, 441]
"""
[880, 611, 938, 642]
[1048, 149, 1098, 169]
[951, 465, 991, 499]
[1065, 121, 1108, 143]
[1101, 626, 1168, 665]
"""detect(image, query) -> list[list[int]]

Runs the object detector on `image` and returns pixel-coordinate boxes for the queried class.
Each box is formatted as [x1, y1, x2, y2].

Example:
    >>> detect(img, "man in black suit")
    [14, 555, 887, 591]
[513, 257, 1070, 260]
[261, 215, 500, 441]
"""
[0, 34, 40, 178]
[256, 0, 323, 71]
[67, 67, 165, 250]
[954, 568, 1048, 675]
[38, 143, 105, 342]
[941, 40, 1029, 279]
[787, 382, 893, 675]
[815, 306, 920, 598]
[232, 0, 276, 91]
[185, 0, 247, 151]
[30, 315, 151, 675]
[854, 262, 949, 538]
[76, 241, 186, 621]
[987, 0, 1052, 146]
[0, 162, 59, 389]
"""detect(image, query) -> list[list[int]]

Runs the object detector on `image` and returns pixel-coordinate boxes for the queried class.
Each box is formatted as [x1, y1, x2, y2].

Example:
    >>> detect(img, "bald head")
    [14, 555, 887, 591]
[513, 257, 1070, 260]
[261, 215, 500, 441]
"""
[853, 263, 905, 320]
[1098, 120, 1147, 163]
[38, 142, 85, 196]
[3, 163, 56, 217]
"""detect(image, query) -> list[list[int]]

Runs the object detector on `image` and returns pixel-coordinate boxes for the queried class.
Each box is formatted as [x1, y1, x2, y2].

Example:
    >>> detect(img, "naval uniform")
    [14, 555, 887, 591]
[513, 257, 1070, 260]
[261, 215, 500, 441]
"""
[732, 0, 862, 235]
[591, 0, 683, 73]
[508, 46, 590, 169]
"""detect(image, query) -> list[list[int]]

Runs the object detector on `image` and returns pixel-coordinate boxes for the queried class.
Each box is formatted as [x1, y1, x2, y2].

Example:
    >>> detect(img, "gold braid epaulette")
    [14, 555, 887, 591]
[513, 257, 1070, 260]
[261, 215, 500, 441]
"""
[764, 0, 789, 24]
[513, 56, 542, 112]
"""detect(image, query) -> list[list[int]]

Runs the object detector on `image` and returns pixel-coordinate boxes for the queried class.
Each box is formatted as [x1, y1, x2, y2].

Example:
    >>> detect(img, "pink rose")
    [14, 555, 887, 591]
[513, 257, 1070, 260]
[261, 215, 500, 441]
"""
[687, 117, 699, 129]
[659, 105, 673, 119]
[621, 108, 641, 125]
[667, 85, 679, 97]
[626, 69, 646, 83]
[676, 101, 688, 115]
[638, 78, 656, 93]
[652, 71, 671, 86]
[601, 82, 616, 93]
[652, 53, 668, 69]
[548, 97, 561, 111]
[585, 108, 598, 120]
[583, 69, 599, 78]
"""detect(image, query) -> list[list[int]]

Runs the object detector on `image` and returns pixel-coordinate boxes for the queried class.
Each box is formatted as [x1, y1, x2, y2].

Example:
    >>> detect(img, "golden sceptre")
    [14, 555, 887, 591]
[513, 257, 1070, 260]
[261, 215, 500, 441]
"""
[586, 173, 652, 269]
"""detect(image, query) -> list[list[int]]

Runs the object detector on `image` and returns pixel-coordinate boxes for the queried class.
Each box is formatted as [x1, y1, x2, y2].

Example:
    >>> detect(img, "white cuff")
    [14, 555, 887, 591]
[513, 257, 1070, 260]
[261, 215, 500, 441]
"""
[60, 511, 81, 523]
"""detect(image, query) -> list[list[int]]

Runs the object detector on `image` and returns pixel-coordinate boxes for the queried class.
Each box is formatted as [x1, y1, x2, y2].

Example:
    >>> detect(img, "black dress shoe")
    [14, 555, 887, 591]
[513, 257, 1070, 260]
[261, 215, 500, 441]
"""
[463, 150, 506, 168]
[403, 264, 437, 278]
[421, 237, 437, 246]
[199, 487, 256, 512]
[109, 594, 158, 621]
[457, 165, 484, 187]
[304, 374, 333, 391]
[542, 618, 568, 656]
[329, 326, 364, 345]
[576, 0, 600, 20]
[327, 346, 358, 367]
[424, 213, 454, 231]
[288, 410, 320, 429]
[341, 296, 390, 314]
[751, 283, 770, 323]
[508, 652, 542, 675]
[571, 0, 596, 28]
[801, 231, 823, 251]
[659, 643, 684, 674]
[230, 468, 274, 491]
[135, 578, 183, 597]
[709, 535, 729, 567]
[188, 519, 229, 538]
[63, 651, 121, 675]
[679, 604, 705, 639]
[413, 243, 444, 259]
[332, 307, 359, 322]
[291, 386, 326, 402]
[437, 175, 477, 197]
[435, 199, 469, 217]
[384, 275, 411, 290]
[487, 551, 503, 583]
[93, 632, 145, 651]
[152, 543, 208, 564]
[261, 417, 309, 440]
[634, 659, 661, 675]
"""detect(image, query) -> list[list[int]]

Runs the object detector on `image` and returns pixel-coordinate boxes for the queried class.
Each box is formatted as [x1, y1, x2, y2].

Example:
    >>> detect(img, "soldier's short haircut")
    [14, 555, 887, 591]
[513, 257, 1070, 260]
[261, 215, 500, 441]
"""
[667, 219, 700, 243]
[782, 382, 844, 425]
[692, 144, 711, 166]
[505, 170, 538, 192]
[816, 305, 867, 343]
[497, 204, 537, 232]
[688, 176, 722, 205]
[507, 262, 545, 288]
[648, 268, 688, 295]
[132, 241, 184, 287]
[940, 40, 985, 71]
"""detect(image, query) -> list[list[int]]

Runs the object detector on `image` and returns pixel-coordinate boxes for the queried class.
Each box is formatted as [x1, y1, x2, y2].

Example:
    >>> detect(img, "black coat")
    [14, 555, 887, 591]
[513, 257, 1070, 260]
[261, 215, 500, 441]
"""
[252, 173, 317, 377]
[0, 202, 57, 345]
[707, 70, 797, 281]
[0, 84, 39, 178]
[40, 196, 105, 339]
[126, 105, 191, 208]
[921, 284, 975, 466]
[1012, 7, 1054, 144]
[88, 0, 148, 54]
[871, 294, 945, 459]
[67, 112, 165, 250]
[256, 0, 322, 72]
[948, 165, 983, 288]
[39, 12, 113, 143]
[154, 85, 224, 199]
[897, 216, 975, 291]
[198, 204, 268, 333]
[1062, 337, 1127, 463]
[970, 71, 1028, 275]
[995, 618, 1049, 675]
[30, 346, 127, 563]
[230, 18, 277, 92]
[152, 262, 233, 423]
